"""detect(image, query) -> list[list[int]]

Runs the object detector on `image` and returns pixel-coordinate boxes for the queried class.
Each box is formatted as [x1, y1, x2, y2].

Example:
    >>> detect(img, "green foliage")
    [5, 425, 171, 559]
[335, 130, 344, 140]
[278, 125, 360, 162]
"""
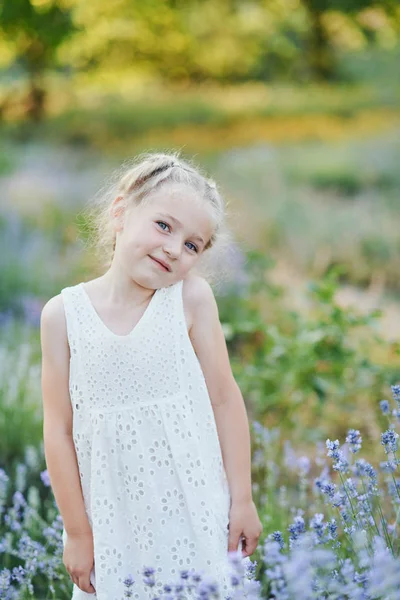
[0, 143, 16, 174]
[0, 206, 84, 318]
[283, 138, 400, 196]
[0, 213, 34, 315]
[0, 0, 399, 122]
[0, 0, 77, 119]
[55, 0, 400, 85]
[0, 0, 76, 73]
[218, 251, 388, 441]
[0, 447, 73, 599]
[36, 97, 230, 146]
[0, 332, 43, 471]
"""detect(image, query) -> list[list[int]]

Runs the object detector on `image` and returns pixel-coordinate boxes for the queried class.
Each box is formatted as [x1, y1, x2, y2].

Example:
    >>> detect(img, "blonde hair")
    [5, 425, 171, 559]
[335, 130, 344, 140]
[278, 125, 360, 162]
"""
[80, 150, 238, 289]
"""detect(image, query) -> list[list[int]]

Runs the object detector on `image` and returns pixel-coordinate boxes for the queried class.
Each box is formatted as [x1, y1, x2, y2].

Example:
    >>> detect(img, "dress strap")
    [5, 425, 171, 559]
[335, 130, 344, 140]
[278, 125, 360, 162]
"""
[60, 285, 82, 359]
[169, 278, 188, 334]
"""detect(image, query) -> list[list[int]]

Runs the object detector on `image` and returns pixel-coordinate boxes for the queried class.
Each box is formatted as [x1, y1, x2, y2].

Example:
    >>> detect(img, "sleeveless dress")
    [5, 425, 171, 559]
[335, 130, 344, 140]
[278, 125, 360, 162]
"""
[60, 278, 242, 600]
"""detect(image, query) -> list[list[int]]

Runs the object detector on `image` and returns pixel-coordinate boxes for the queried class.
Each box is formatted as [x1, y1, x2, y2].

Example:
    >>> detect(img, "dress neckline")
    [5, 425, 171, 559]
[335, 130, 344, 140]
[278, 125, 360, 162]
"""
[78, 282, 160, 339]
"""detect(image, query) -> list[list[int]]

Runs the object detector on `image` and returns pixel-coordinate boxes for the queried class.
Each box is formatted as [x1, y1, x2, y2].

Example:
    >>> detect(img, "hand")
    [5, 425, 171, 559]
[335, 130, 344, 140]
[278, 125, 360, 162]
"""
[227, 499, 263, 558]
[63, 531, 96, 593]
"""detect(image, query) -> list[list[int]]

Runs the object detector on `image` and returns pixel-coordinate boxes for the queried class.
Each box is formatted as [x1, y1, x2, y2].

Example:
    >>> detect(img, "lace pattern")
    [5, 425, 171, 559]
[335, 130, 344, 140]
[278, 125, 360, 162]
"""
[60, 279, 236, 600]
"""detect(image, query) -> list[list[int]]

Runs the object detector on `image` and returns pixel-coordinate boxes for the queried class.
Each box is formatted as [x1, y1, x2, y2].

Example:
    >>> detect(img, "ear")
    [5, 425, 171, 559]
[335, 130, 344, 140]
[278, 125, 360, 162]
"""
[110, 196, 126, 232]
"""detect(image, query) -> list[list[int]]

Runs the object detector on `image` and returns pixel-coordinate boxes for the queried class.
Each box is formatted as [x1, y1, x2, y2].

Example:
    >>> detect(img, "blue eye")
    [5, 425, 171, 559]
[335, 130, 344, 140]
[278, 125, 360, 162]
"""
[156, 221, 170, 231]
[156, 221, 198, 253]
[186, 242, 198, 253]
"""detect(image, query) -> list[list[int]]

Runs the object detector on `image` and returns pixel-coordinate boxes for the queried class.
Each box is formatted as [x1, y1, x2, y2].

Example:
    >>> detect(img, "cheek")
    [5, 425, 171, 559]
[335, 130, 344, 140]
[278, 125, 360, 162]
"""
[122, 226, 158, 253]
[146, 226, 163, 248]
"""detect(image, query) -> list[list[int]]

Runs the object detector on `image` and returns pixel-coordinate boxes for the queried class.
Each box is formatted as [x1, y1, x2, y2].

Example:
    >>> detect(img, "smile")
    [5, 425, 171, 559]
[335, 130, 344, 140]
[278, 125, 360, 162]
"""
[149, 256, 170, 272]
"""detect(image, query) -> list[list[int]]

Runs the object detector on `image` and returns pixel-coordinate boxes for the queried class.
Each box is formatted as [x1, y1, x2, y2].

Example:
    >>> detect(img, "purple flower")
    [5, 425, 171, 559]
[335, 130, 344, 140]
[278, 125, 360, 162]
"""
[12, 491, 26, 508]
[326, 440, 350, 473]
[381, 429, 399, 454]
[263, 540, 288, 599]
[310, 513, 325, 541]
[391, 384, 400, 404]
[345, 478, 358, 499]
[297, 456, 311, 477]
[392, 408, 400, 421]
[380, 460, 397, 473]
[327, 519, 338, 540]
[354, 459, 376, 481]
[40, 470, 51, 487]
[346, 429, 362, 454]
[333, 456, 350, 474]
[252, 421, 273, 444]
[326, 439, 340, 460]
[0, 568, 11, 596]
[269, 531, 285, 550]
[123, 574, 135, 587]
[380, 400, 390, 415]
[179, 569, 190, 580]
[142, 566, 155, 587]
[288, 515, 305, 542]
[319, 481, 336, 499]
[10, 565, 26, 585]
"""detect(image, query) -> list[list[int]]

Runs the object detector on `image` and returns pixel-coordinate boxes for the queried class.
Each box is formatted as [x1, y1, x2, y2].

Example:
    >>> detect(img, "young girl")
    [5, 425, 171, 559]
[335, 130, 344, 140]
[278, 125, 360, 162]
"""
[40, 151, 263, 600]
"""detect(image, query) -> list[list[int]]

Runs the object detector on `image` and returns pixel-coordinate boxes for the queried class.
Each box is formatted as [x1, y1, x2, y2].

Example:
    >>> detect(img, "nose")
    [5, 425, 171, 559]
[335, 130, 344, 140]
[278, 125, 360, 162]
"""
[163, 238, 181, 259]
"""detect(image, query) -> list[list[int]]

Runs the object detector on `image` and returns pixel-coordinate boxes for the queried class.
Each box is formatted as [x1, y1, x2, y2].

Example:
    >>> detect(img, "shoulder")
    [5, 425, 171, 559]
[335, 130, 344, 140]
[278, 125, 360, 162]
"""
[180, 275, 235, 401]
[40, 294, 69, 350]
[181, 274, 218, 333]
[41, 293, 65, 326]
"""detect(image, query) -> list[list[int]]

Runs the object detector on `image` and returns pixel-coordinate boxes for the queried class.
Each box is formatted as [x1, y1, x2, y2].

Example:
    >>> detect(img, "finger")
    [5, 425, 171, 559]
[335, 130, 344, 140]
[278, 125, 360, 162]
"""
[228, 531, 242, 552]
[78, 574, 96, 594]
[241, 537, 259, 557]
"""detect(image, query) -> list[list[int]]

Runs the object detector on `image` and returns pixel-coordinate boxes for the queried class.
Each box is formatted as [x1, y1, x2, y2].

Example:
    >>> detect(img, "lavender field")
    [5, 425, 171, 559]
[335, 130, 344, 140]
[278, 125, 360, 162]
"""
[2, 1, 400, 597]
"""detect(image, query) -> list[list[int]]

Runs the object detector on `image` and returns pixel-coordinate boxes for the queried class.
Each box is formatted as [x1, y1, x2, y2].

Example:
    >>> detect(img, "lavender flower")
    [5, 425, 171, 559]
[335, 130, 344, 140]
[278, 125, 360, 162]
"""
[391, 384, 400, 404]
[288, 515, 305, 545]
[40, 470, 51, 487]
[327, 519, 338, 541]
[380, 400, 390, 415]
[367, 535, 400, 598]
[326, 439, 340, 460]
[142, 566, 155, 587]
[380, 460, 397, 473]
[381, 429, 399, 454]
[269, 531, 285, 550]
[310, 513, 325, 543]
[263, 540, 289, 600]
[320, 481, 336, 499]
[346, 429, 362, 454]
[297, 456, 311, 477]
[392, 408, 400, 422]
[326, 439, 349, 473]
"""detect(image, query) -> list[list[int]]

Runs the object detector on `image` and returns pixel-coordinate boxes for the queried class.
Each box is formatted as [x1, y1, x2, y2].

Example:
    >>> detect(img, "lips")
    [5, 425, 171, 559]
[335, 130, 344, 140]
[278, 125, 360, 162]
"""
[149, 256, 171, 272]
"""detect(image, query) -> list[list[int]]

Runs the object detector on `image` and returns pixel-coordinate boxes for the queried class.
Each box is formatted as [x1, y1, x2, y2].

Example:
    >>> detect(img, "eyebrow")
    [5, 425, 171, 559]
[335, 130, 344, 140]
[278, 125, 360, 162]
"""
[156, 213, 206, 245]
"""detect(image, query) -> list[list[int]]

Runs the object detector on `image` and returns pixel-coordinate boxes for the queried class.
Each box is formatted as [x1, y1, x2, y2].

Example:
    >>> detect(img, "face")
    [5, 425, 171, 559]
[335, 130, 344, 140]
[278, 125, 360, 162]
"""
[111, 182, 215, 287]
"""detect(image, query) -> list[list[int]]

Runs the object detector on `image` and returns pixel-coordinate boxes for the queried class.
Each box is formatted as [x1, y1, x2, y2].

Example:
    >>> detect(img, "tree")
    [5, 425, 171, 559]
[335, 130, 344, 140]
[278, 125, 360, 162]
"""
[0, 0, 76, 120]
[302, 0, 388, 80]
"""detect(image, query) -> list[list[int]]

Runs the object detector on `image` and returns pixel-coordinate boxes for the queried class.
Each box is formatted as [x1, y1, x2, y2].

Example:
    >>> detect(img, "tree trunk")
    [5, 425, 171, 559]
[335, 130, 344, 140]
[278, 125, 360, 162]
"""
[305, 4, 336, 80]
[25, 75, 46, 122]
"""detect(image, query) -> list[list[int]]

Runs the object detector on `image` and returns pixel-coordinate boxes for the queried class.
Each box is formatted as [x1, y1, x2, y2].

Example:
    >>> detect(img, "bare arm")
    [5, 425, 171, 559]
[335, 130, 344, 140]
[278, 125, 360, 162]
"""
[40, 294, 92, 536]
[185, 276, 253, 504]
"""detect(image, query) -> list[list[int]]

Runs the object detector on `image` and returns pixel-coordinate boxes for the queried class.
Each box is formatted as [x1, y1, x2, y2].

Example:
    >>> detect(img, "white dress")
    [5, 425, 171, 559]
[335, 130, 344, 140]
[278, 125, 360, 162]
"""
[60, 278, 241, 600]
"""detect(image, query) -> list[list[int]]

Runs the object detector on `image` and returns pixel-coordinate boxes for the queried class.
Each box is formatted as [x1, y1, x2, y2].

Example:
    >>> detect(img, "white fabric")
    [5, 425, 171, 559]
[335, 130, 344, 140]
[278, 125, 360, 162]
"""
[60, 279, 240, 600]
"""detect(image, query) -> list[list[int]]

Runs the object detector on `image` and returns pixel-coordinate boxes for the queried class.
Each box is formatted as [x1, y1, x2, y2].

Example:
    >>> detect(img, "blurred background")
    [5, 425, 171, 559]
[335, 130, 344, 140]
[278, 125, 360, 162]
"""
[2, 0, 400, 458]
[2, 0, 400, 449]
[1, 2, 400, 594]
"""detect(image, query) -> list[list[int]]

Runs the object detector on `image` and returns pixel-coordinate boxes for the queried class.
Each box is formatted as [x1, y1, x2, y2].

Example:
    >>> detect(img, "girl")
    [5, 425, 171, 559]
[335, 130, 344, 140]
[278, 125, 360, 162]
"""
[40, 151, 263, 600]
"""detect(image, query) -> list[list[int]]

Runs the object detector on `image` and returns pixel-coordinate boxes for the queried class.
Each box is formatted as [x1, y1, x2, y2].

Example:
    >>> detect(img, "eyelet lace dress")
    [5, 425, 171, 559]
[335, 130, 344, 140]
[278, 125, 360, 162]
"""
[60, 278, 240, 600]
